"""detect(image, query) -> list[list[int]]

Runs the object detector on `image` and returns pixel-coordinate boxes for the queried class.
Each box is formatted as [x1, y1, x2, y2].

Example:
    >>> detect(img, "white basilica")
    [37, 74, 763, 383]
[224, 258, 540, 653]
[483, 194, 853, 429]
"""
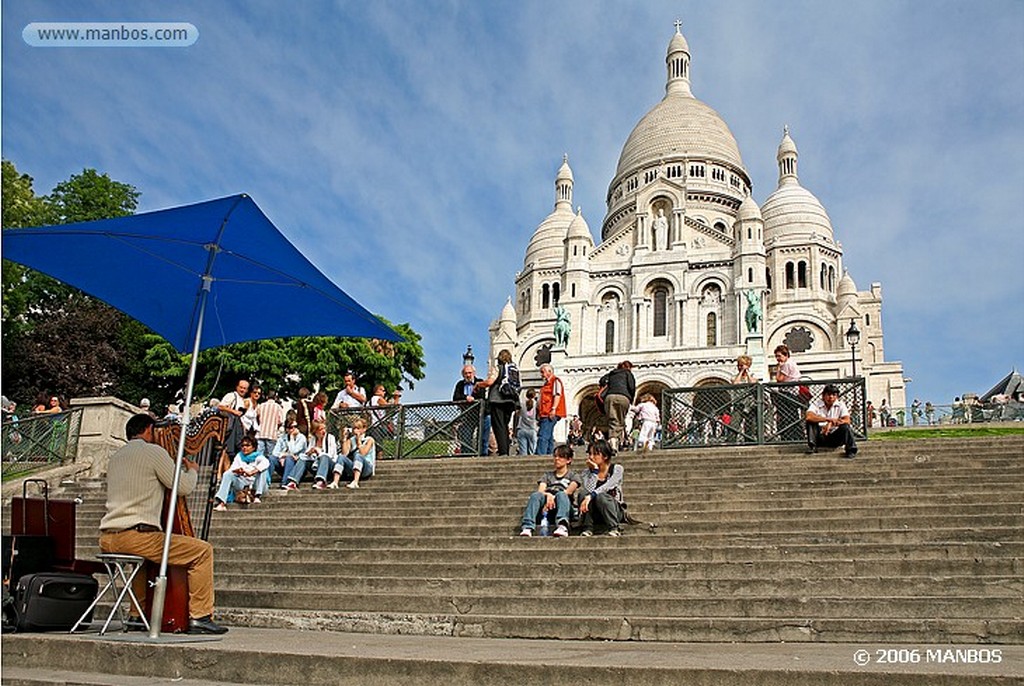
[488, 23, 906, 418]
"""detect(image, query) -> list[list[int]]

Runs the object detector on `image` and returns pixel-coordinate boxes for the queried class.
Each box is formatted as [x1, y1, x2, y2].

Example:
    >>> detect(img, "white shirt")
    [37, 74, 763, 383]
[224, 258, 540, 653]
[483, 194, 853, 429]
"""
[332, 387, 366, 409]
[809, 398, 850, 427]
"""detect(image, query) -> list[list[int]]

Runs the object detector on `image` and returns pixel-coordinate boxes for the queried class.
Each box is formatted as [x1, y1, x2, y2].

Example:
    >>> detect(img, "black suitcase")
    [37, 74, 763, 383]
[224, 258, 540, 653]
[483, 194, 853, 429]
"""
[15, 572, 97, 632]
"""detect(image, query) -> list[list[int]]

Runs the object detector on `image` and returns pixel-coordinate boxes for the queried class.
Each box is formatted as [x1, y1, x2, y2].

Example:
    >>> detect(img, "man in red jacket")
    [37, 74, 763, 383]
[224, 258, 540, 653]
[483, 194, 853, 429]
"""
[537, 363, 566, 455]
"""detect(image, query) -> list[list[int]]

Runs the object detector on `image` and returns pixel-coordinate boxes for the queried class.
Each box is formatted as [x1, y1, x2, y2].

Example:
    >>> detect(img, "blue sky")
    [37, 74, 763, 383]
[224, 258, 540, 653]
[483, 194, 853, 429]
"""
[3, 0, 1022, 406]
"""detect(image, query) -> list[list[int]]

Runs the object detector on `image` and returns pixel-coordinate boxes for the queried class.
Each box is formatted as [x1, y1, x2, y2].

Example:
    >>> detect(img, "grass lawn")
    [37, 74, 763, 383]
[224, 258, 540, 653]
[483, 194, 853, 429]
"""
[871, 425, 1024, 440]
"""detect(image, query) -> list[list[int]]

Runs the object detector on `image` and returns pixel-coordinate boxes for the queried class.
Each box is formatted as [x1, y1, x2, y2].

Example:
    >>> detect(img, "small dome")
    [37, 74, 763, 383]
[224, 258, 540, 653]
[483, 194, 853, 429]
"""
[556, 154, 573, 183]
[737, 194, 762, 222]
[668, 26, 690, 55]
[836, 270, 857, 299]
[524, 206, 573, 268]
[500, 297, 516, 322]
[777, 126, 798, 159]
[566, 207, 593, 242]
[761, 183, 833, 238]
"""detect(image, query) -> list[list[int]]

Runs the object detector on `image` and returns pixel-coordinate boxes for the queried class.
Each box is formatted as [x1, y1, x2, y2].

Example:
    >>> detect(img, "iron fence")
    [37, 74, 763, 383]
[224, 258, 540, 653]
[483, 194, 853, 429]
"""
[661, 378, 867, 448]
[327, 401, 485, 459]
[1, 409, 84, 479]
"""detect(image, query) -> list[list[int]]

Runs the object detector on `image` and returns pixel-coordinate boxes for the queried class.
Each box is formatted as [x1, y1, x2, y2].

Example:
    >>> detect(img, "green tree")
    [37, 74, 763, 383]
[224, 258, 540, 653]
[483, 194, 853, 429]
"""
[143, 317, 426, 403]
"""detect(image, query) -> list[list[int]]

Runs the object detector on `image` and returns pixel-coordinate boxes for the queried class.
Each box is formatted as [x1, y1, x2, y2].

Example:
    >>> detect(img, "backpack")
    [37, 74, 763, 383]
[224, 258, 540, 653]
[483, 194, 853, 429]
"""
[498, 363, 521, 401]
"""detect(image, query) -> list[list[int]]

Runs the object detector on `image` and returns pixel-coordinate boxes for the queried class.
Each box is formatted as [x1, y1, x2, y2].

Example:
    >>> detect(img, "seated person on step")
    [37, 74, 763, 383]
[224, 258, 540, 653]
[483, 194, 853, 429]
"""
[271, 421, 308, 489]
[308, 421, 340, 490]
[328, 416, 376, 489]
[213, 436, 269, 510]
[519, 444, 580, 537]
[805, 384, 858, 459]
[98, 413, 227, 634]
[578, 440, 627, 537]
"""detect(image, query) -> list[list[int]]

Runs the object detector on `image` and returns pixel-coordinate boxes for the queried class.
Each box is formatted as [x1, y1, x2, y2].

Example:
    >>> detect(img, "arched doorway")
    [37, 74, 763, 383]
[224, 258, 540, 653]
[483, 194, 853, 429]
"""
[575, 385, 609, 443]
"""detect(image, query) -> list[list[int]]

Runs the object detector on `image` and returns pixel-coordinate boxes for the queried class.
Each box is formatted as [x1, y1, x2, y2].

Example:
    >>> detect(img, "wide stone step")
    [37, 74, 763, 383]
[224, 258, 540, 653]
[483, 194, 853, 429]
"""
[215, 572, 1022, 599]
[6, 629, 1022, 686]
[222, 609, 1024, 646]
[216, 588, 1018, 619]
[213, 557, 1022, 580]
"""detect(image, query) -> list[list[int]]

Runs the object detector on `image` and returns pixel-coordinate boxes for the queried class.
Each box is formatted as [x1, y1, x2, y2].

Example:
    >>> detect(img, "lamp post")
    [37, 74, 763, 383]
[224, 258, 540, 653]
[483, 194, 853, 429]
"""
[845, 319, 861, 377]
[462, 345, 475, 368]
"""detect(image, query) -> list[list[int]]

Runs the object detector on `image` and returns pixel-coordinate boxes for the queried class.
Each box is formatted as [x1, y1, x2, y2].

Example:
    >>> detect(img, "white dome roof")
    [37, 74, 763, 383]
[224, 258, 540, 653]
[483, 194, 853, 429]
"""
[761, 183, 833, 237]
[737, 194, 762, 222]
[616, 94, 745, 178]
[836, 270, 858, 299]
[566, 207, 593, 242]
[524, 206, 573, 267]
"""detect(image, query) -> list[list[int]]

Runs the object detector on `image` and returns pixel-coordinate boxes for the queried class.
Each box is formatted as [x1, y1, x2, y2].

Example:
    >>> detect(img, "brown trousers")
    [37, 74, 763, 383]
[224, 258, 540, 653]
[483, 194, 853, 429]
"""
[99, 529, 215, 619]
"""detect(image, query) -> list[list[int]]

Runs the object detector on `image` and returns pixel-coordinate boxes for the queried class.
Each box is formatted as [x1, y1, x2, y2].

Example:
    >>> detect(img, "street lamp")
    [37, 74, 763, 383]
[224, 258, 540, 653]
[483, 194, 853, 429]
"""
[462, 345, 475, 368]
[845, 319, 861, 377]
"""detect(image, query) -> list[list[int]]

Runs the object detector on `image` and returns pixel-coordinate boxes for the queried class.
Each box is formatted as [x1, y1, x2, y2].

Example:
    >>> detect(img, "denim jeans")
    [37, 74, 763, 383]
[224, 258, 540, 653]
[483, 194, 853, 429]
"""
[481, 414, 492, 455]
[313, 454, 337, 482]
[336, 453, 374, 480]
[519, 490, 572, 530]
[285, 457, 316, 484]
[215, 473, 254, 503]
[517, 429, 537, 456]
[537, 418, 558, 455]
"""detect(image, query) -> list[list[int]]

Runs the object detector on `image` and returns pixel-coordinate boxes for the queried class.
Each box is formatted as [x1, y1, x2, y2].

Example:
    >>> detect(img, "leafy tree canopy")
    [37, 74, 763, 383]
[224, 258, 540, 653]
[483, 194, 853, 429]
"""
[1, 160, 426, 412]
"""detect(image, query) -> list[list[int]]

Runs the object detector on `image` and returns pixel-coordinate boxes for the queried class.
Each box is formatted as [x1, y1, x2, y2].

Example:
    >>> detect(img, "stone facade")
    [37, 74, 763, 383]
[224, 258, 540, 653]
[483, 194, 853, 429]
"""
[489, 24, 905, 416]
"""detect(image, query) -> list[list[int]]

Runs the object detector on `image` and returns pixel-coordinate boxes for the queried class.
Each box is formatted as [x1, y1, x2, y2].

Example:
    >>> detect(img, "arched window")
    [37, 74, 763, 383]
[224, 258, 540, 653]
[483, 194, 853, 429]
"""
[820, 264, 827, 289]
[828, 266, 836, 291]
[605, 320, 615, 353]
[542, 284, 550, 309]
[798, 261, 808, 288]
[653, 288, 668, 336]
[866, 313, 871, 326]
[747, 267, 753, 283]
[785, 262, 795, 289]
[766, 267, 772, 290]
[706, 312, 717, 346]
[553, 283, 560, 305]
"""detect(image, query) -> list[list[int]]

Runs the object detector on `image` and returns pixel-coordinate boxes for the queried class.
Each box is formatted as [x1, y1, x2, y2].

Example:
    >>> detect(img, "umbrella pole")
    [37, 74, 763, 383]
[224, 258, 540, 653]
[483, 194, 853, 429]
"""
[148, 279, 210, 638]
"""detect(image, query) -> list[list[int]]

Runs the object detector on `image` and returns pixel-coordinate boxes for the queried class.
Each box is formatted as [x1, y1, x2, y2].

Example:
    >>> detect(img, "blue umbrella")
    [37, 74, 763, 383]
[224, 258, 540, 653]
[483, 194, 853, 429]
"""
[3, 193, 400, 637]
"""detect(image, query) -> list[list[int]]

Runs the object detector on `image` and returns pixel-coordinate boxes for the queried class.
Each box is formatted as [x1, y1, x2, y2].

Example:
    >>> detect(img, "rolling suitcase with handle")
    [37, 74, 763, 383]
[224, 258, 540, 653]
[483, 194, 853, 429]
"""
[14, 572, 97, 632]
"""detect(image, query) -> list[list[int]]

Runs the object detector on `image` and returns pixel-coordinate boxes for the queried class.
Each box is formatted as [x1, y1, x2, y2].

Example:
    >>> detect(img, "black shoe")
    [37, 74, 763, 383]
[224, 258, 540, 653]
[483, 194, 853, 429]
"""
[188, 615, 228, 634]
[805, 446, 817, 455]
[124, 616, 148, 632]
[843, 449, 858, 459]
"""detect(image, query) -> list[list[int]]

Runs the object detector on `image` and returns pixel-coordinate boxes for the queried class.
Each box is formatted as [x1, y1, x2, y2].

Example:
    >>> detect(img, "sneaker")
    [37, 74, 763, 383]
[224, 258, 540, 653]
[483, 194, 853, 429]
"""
[326, 482, 338, 489]
[606, 529, 622, 537]
[312, 481, 325, 490]
[345, 481, 359, 489]
[285, 482, 298, 491]
[519, 528, 533, 537]
[213, 502, 227, 512]
[579, 529, 593, 537]
[553, 524, 569, 538]
[252, 496, 261, 504]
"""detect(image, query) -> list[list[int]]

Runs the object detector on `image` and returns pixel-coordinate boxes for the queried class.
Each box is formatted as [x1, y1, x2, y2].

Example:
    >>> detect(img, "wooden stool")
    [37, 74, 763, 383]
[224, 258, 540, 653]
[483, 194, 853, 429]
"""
[71, 553, 149, 635]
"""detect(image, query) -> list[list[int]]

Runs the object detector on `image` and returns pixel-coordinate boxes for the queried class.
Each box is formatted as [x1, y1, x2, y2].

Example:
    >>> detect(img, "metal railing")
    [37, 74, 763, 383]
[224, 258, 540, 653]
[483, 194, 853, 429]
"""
[661, 378, 867, 448]
[876, 400, 1024, 427]
[1, 409, 84, 478]
[327, 401, 486, 459]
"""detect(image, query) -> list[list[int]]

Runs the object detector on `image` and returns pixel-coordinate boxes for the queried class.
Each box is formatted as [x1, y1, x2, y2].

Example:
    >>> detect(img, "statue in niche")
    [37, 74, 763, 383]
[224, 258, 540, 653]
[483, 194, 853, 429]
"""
[744, 289, 762, 334]
[652, 209, 669, 250]
[553, 304, 572, 348]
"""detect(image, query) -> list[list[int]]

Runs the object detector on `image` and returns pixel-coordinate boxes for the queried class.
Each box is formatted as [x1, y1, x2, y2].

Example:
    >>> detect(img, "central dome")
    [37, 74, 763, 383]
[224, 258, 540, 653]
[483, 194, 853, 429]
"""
[615, 93, 745, 178]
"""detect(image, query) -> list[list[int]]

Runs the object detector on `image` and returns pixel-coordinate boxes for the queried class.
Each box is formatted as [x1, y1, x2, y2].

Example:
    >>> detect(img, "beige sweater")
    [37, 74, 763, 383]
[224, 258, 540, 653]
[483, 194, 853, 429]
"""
[99, 438, 198, 532]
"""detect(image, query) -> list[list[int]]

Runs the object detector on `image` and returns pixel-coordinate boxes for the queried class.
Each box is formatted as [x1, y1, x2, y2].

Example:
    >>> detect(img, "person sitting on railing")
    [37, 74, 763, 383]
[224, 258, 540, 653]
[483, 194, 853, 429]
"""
[213, 436, 269, 510]
[518, 444, 579, 537]
[270, 421, 306, 489]
[33, 393, 63, 414]
[328, 416, 376, 489]
[805, 384, 858, 459]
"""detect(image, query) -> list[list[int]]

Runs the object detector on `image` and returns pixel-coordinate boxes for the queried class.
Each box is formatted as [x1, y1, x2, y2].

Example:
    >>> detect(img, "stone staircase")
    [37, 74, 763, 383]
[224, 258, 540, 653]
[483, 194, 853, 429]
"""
[61, 436, 1024, 643]
[3, 435, 1023, 685]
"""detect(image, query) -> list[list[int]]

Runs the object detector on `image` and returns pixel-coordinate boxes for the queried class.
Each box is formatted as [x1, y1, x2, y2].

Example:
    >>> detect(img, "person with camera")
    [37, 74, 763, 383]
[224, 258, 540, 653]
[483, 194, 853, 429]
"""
[328, 417, 377, 489]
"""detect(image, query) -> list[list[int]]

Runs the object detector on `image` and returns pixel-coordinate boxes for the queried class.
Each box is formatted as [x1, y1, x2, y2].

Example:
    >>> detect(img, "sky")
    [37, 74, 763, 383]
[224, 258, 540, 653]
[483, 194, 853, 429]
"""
[2, 0, 1022, 407]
